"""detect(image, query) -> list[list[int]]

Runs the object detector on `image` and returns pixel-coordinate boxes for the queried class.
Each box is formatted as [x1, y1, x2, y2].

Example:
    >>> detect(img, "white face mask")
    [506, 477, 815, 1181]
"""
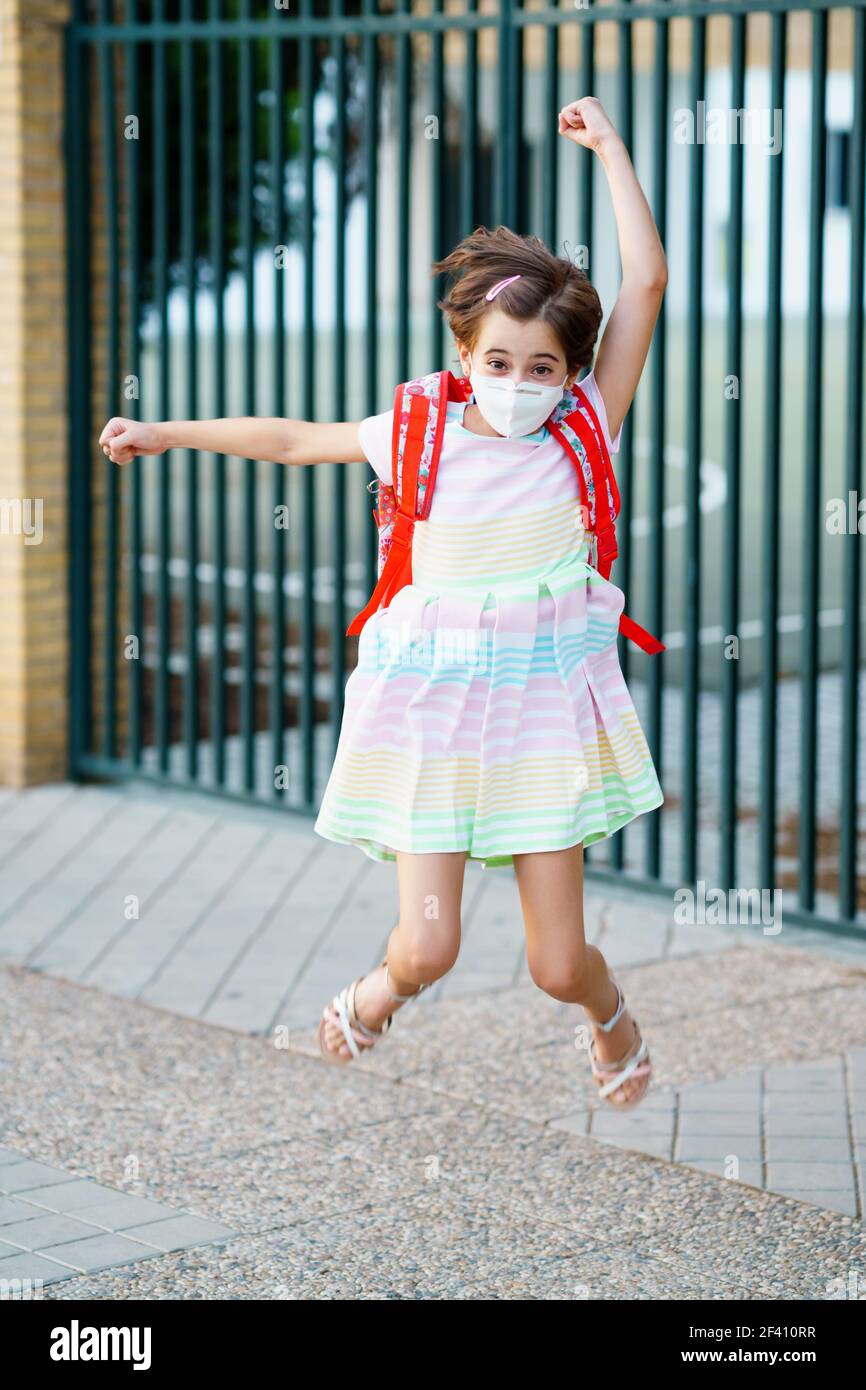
[468, 356, 569, 438]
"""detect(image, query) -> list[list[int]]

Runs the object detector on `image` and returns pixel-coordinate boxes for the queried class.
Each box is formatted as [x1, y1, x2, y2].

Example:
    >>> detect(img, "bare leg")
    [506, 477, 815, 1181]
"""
[320, 849, 466, 1060]
[512, 843, 647, 1105]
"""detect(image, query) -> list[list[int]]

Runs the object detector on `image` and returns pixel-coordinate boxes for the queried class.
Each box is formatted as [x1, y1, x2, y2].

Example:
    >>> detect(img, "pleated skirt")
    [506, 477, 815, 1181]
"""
[314, 552, 664, 868]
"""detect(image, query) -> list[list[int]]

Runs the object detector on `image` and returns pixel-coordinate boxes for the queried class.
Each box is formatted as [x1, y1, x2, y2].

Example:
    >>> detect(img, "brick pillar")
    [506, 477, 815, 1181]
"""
[0, 0, 73, 785]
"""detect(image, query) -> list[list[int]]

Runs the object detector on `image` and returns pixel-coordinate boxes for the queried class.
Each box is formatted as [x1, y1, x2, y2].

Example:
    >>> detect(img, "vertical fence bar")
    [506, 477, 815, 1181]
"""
[611, 0, 634, 873]
[331, 0, 348, 761]
[240, 0, 258, 794]
[363, 0, 380, 598]
[396, 0, 411, 380]
[209, 0, 227, 787]
[576, 5, 595, 866]
[840, 10, 865, 921]
[542, 8, 559, 251]
[430, 0, 445, 369]
[759, 11, 786, 905]
[681, 12, 706, 887]
[270, 24, 287, 796]
[126, 0, 143, 765]
[153, 0, 171, 773]
[578, 9, 595, 258]
[65, 8, 93, 777]
[644, 6, 668, 881]
[461, 0, 478, 241]
[300, 0, 317, 805]
[799, 10, 827, 912]
[98, 3, 119, 761]
[181, 0, 199, 780]
[511, 0, 525, 231]
[497, 0, 516, 228]
[720, 13, 745, 891]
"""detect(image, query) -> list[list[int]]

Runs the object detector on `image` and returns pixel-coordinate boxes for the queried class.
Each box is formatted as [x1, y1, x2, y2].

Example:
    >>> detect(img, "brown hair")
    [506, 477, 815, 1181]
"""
[431, 225, 602, 373]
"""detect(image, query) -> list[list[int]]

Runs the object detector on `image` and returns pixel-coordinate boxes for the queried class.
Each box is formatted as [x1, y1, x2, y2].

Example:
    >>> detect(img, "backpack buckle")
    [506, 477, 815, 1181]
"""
[391, 512, 415, 547]
[596, 527, 618, 565]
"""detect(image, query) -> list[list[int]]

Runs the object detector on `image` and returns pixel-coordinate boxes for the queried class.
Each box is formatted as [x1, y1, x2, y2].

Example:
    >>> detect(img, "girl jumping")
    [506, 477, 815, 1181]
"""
[101, 97, 667, 1111]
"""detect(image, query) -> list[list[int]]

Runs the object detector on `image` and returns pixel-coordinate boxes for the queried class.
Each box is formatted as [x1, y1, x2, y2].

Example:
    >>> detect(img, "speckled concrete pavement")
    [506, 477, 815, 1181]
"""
[2, 939, 866, 1300]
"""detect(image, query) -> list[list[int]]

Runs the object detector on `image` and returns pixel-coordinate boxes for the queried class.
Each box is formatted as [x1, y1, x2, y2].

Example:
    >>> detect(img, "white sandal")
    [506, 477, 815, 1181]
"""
[588, 974, 653, 1110]
[318, 957, 428, 1065]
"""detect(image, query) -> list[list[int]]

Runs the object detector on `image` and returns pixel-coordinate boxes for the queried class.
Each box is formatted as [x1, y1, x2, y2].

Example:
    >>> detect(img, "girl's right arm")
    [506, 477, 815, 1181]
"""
[98, 415, 366, 468]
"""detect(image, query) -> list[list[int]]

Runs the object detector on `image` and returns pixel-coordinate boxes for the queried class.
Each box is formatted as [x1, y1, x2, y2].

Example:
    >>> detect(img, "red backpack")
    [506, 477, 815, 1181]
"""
[346, 369, 664, 655]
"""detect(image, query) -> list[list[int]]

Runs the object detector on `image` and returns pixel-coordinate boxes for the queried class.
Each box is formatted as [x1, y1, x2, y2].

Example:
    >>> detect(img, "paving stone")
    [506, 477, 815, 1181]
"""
[851, 1113, 866, 1142]
[0, 1251, 74, 1286]
[0, 1162, 79, 1194]
[763, 1092, 848, 1112]
[764, 1113, 849, 1139]
[623, 1090, 677, 1110]
[119, 1215, 237, 1252]
[679, 1158, 764, 1187]
[0, 1196, 46, 1225]
[590, 1111, 675, 1139]
[679, 1076, 763, 1094]
[766, 1162, 856, 1191]
[679, 1091, 761, 1112]
[0, 1213, 108, 1250]
[20, 1179, 139, 1213]
[36, 1233, 164, 1273]
[71, 1196, 181, 1231]
[765, 1136, 853, 1163]
[675, 1137, 763, 1162]
[597, 1134, 673, 1159]
[677, 1112, 762, 1137]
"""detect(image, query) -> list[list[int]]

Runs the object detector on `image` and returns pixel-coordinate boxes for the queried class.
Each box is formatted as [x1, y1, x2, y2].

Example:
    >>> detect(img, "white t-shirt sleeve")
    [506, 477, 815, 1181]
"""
[577, 369, 623, 456]
[357, 409, 395, 485]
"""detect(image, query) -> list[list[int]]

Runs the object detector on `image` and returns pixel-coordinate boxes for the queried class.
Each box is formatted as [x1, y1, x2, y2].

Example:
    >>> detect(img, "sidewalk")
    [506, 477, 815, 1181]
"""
[1, 782, 865, 1298]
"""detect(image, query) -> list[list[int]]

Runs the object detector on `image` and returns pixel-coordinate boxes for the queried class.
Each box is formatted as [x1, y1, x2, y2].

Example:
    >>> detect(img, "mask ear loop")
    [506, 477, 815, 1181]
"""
[464, 354, 476, 409]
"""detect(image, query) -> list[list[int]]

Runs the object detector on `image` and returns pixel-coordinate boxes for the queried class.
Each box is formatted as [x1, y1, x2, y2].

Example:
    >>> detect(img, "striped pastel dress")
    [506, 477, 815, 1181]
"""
[314, 370, 664, 867]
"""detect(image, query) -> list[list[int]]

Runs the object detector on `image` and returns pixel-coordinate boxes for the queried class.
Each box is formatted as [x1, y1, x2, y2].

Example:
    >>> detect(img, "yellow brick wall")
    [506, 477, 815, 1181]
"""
[0, 1, 126, 786]
[0, 0, 73, 786]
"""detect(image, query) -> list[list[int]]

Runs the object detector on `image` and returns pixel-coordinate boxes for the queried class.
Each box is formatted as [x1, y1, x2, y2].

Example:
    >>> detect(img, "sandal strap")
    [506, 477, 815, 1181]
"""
[592, 1040, 651, 1100]
[342, 980, 390, 1048]
[590, 1017, 643, 1071]
[329, 989, 364, 1060]
[595, 978, 626, 1034]
[383, 959, 428, 1003]
[322, 960, 423, 1062]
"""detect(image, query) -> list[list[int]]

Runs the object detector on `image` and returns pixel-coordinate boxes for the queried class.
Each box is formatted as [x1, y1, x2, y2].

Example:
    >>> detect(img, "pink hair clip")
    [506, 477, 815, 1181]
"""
[485, 274, 521, 301]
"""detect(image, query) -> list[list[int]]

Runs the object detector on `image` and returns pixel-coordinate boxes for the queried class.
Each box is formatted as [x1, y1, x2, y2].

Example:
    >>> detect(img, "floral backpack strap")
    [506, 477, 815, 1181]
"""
[559, 383, 619, 572]
[549, 381, 665, 656]
[345, 370, 455, 637]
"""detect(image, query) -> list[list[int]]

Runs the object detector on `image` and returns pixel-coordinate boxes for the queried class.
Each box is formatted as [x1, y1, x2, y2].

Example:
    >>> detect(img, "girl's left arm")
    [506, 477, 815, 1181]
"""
[559, 98, 668, 443]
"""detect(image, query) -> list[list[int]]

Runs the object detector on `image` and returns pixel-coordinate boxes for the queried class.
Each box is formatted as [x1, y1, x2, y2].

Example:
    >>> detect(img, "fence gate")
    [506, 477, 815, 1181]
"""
[66, 0, 866, 938]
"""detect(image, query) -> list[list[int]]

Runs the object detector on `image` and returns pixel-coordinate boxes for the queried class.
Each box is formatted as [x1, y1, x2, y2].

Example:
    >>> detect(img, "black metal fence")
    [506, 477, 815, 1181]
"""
[66, 0, 866, 936]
